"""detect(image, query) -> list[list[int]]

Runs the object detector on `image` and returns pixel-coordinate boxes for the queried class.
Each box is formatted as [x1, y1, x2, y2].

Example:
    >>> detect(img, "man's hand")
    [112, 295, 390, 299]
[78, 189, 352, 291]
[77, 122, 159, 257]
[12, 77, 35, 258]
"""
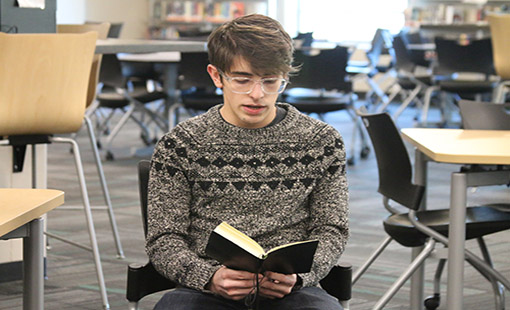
[206, 266, 261, 300]
[259, 271, 297, 299]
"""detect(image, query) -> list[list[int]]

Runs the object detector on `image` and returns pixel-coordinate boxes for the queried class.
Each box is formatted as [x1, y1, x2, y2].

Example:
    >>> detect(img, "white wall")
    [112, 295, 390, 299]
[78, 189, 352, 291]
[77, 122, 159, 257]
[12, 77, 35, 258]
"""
[56, 0, 149, 39]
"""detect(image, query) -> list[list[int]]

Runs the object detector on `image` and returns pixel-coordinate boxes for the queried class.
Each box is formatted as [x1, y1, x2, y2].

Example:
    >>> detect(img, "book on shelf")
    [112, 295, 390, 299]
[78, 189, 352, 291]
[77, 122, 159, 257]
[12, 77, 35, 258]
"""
[205, 222, 319, 274]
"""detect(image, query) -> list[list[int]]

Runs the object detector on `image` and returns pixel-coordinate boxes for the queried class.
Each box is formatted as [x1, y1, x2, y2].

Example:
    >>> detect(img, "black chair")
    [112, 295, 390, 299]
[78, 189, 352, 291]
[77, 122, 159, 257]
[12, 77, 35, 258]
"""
[421, 37, 498, 127]
[382, 34, 433, 122]
[126, 160, 353, 310]
[458, 99, 510, 130]
[95, 53, 168, 160]
[354, 112, 510, 310]
[284, 45, 369, 165]
[168, 51, 223, 128]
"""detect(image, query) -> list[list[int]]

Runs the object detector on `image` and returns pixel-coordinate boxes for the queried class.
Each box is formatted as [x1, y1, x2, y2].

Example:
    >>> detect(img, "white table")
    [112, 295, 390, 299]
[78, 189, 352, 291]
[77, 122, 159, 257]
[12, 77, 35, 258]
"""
[0, 189, 65, 310]
[401, 128, 510, 310]
[95, 38, 207, 54]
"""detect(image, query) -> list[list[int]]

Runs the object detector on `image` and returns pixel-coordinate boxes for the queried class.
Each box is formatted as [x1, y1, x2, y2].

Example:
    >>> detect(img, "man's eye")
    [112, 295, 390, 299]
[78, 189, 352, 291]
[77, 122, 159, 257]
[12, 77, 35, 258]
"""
[263, 79, 278, 85]
[233, 78, 251, 85]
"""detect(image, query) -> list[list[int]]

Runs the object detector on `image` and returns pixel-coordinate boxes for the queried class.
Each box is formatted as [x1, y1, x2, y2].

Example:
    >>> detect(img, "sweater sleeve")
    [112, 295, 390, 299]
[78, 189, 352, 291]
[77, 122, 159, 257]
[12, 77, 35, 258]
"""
[299, 128, 350, 287]
[145, 133, 221, 291]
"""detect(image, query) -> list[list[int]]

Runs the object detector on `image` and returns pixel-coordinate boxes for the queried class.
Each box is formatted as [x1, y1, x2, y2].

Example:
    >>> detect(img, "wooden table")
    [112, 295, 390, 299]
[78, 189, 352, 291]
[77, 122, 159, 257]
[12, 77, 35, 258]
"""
[401, 128, 510, 310]
[0, 188, 65, 310]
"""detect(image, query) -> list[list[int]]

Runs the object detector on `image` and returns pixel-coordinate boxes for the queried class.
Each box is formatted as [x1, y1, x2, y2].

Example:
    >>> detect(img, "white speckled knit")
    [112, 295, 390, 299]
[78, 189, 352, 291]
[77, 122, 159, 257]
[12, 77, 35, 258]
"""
[146, 103, 349, 292]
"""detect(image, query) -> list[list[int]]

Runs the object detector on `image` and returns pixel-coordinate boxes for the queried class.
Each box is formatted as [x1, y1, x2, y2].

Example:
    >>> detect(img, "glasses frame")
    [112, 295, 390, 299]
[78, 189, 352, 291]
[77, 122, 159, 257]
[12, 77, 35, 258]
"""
[217, 68, 289, 95]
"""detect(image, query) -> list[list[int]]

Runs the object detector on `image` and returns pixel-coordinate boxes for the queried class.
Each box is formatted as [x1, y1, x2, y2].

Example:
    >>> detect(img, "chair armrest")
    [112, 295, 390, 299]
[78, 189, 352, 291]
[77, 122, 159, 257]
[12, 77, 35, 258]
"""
[319, 263, 352, 302]
[126, 261, 177, 302]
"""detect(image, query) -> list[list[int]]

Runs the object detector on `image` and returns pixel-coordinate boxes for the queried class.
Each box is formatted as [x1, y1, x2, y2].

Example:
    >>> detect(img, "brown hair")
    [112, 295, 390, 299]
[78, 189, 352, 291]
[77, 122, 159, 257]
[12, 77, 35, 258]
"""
[207, 14, 296, 77]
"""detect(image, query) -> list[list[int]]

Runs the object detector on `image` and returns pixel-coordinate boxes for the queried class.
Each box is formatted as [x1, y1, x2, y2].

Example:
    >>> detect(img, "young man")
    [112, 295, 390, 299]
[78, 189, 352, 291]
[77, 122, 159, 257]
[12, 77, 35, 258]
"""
[146, 14, 349, 310]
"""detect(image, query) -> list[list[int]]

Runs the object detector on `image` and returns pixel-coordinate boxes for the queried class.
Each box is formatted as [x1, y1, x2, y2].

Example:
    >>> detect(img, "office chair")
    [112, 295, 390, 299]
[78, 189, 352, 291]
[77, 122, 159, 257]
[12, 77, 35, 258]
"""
[56, 23, 124, 259]
[284, 45, 370, 165]
[168, 51, 223, 129]
[354, 112, 510, 310]
[0, 32, 110, 309]
[421, 37, 498, 127]
[488, 14, 510, 103]
[126, 160, 353, 310]
[95, 53, 168, 160]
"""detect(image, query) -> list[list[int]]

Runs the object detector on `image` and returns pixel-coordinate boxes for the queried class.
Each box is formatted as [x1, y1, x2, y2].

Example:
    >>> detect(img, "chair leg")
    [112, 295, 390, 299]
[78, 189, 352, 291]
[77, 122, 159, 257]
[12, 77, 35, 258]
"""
[128, 301, 139, 310]
[477, 237, 505, 310]
[84, 116, 125, 259]
[393, 85, 422, 121]
[50, 137, 110, 310]
[423, 258, 446, 310]
[372, 239, 436, 310]
[340, 299, 350, 310]
[420, 86, 439, 127]
[352, 236, 393, 285]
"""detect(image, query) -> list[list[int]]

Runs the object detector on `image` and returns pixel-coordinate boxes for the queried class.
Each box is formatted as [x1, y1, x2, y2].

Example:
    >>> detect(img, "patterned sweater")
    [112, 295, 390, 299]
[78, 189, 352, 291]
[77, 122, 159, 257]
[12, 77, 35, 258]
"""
[146, 103, 349, 292]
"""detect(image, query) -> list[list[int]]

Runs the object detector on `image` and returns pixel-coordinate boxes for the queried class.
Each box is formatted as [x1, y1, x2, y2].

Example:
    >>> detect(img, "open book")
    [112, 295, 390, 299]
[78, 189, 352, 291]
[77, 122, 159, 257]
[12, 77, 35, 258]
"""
[205, 222, 319, 274]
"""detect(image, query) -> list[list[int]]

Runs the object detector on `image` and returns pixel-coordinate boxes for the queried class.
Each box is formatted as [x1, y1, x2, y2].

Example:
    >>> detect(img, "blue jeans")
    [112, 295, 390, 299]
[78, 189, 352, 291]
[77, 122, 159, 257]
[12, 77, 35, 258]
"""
[153, 287, 343, 310]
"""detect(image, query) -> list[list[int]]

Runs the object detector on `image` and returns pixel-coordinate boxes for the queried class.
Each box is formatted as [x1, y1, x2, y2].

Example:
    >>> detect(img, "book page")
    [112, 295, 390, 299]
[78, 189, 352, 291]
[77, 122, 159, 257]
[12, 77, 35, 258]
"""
[214, 222, 265, 259]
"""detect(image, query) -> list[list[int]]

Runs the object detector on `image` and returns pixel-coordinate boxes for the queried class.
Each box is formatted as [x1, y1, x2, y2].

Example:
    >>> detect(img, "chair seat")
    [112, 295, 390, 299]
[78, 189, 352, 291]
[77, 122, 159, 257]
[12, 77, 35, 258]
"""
[286, 95, 352, 113]
[384, 206, 510, 247]
[438, 80, 497, 94]
[181, 92, 222, 111]
[97, 89, 167, 108]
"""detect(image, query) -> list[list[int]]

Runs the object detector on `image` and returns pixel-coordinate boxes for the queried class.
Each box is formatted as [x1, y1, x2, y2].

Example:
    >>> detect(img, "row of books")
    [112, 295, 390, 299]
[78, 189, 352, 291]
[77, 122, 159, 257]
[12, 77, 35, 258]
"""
[152, 1, 260, 24]
[406, 3, 510, 26]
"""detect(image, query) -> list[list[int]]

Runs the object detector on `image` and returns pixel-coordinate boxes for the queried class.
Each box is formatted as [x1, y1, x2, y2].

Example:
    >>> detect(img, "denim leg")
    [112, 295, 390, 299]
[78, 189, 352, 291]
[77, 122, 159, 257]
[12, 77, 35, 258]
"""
[258, 287, 343, 310]
[153, 288, 247, 310]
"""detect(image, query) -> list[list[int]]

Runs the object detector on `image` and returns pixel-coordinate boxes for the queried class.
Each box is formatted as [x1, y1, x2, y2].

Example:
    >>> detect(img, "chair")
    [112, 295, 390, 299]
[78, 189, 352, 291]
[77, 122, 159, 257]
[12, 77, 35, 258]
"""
[168, 51, 223, 129]
[284, 45, 370, 165]
[347, 28, 395, 109]
[126, 160, 353, 310]
[0, 32, 110, 309]
[458, 100, 510, 130]
[382, 34, 433, 122]
[95, 53, 169, 160]
[56, 23, 125, 259]
[420, 37, 498, 127]
[354, 111, 510, 310]
[488, 14, 510, 103]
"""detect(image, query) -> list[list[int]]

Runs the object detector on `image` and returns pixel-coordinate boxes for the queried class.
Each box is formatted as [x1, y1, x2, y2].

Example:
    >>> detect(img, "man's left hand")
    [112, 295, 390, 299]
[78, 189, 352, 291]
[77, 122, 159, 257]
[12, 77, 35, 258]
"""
[258, 271, 297, 299]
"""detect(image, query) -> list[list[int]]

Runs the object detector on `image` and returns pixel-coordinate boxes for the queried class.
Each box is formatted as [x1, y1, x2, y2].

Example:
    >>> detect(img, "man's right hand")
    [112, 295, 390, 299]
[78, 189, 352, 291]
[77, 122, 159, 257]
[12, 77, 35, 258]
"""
[206, 266, 262, 300]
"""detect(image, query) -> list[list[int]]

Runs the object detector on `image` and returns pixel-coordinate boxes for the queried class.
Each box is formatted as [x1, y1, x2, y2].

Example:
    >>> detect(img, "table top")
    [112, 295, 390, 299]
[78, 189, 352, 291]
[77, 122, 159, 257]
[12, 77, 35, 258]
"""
[117, 51, 181, 63]
[96, 38, 207, 54]
[0, 189, 64, 236]
[401, 128, 510, 165]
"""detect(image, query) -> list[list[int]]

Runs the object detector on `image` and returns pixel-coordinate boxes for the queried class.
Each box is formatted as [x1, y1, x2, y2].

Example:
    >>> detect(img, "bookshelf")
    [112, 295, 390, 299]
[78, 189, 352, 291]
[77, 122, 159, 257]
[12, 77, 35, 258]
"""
[148, 0, 268, 39]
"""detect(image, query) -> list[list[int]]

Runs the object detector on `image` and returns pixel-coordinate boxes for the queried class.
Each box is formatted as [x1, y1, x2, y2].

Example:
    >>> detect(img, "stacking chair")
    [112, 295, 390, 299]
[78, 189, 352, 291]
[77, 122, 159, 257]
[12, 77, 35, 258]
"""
[488, 14, 510, 103]
[354, 112, 510, 310]
[168, 51, 223, 129]
[382, 34, 433, 122]
[56, 23, 124, 259]
[0, 32, 110, 309]
[126, 160, 353, 310]
[284, 45, 370, 165]
[458, 100, 510, 130]
[420, 37, 497, 127]
[96, 53, 168, 160]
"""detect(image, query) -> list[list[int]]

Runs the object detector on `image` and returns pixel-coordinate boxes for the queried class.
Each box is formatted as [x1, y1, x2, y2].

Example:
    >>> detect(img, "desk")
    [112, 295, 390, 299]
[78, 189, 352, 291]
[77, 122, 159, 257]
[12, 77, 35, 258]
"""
[95, 38, 207, 54]
[0, 188, 65, 310]
[401, 128, 510, 310]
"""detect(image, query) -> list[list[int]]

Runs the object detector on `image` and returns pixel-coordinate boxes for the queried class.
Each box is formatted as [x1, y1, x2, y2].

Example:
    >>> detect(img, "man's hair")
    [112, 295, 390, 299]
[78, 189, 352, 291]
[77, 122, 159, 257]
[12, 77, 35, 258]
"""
[207, 14, 297, 77]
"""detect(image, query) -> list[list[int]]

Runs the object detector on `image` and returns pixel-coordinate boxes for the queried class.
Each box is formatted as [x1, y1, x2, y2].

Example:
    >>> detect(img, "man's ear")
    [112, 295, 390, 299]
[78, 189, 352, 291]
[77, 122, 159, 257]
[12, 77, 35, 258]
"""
[207, 64, 223, 89]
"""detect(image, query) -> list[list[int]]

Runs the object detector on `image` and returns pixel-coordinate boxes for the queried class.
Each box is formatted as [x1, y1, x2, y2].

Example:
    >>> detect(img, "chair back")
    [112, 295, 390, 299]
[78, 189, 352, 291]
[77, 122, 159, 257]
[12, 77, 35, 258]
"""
[488, 14, 510, 80]
[366, 28, 393, 67]
[57, 23, 110, 108]
[290, 45, 351, 92]
[434, 37, 494, 76]
[0, 32, 97, 136]
[392, 35, 416, 73]
[138, 160, 151, 237]
[178, 51, 216, 91]
[359, 112, 424, 210]
[458, 100, 510, 130]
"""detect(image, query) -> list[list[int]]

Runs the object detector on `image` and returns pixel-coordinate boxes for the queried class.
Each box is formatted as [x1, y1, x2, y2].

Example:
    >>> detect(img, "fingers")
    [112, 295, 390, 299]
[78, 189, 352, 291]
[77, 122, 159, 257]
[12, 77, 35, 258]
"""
[259, 272, 297, 299]
[208, 266, 261, 300]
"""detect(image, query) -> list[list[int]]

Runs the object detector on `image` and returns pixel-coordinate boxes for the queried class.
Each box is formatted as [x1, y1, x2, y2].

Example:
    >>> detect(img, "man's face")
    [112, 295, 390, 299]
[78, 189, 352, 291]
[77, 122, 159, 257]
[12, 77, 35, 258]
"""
[207, 57, 283, 129]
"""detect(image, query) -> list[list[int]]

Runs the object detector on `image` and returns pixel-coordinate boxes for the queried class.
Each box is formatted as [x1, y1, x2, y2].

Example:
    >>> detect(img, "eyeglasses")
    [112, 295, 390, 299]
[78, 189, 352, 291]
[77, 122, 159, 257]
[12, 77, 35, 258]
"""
[217, 69, 289, 95]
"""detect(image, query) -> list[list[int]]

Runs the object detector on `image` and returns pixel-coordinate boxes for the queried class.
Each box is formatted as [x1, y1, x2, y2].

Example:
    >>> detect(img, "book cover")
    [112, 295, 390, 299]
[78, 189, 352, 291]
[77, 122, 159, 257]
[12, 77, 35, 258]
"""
[205, 222, 319, 274]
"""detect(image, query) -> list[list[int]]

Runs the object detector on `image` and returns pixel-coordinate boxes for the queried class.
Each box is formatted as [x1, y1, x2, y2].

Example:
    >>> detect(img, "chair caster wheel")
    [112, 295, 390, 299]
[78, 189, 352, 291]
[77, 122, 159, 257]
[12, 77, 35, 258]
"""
[106, 151, 114, 161]
[360, 146, 370, 159]
[424, 293, 440, 310]
[96, 141, 102, 149]
[347, 157, 355, 166]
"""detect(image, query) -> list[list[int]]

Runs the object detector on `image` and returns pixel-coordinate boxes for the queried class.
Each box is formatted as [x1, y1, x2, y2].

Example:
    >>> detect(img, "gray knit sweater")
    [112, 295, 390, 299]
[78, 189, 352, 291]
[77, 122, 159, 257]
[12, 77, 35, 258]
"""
[146, 103, 349, 292]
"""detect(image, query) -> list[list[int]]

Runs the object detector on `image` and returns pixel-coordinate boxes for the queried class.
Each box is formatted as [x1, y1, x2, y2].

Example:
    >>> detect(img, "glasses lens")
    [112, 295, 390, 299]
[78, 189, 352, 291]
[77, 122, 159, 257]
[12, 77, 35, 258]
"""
[226, 74, 287, 94]
[262, 78, 286, 94]
[230, 77, 254, 93]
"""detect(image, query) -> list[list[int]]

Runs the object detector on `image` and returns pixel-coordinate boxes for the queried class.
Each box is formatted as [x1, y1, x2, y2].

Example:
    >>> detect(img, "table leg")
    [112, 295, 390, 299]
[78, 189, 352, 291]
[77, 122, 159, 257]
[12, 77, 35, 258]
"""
[446, 172, 467, 310]
[411, 150, 428, 310]
[23, 217, 44, 310]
